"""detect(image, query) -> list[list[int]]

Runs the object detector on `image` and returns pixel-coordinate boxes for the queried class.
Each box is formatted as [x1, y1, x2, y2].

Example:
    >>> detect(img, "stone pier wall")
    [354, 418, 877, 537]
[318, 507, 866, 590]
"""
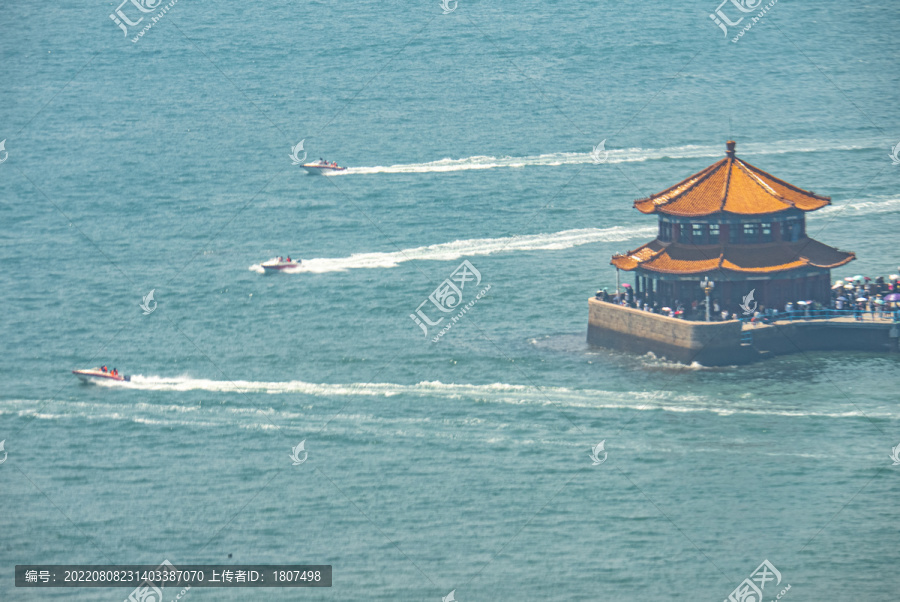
[747, 320, 897, 355]
[587, 298, 752, 365]
[587, 298, 899, 365]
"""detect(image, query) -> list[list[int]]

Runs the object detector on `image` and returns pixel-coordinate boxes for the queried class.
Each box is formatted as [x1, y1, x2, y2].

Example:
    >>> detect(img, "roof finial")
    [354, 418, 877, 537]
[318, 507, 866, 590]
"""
[725, 140, 736, 158]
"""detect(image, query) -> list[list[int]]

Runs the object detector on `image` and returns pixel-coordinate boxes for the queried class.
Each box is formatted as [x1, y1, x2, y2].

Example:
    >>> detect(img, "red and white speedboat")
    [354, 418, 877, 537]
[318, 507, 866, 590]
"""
[301, 159, 347, 174]
[72, 367, 130, 383]
[261, 257, 301, 272]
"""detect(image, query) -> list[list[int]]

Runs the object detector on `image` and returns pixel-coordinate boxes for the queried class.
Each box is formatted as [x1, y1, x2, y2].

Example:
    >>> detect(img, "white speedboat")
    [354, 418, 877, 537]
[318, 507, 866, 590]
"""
[301, 160, 347, 175]
[72, 367, 130, 383]
[261, 257, 301, 272]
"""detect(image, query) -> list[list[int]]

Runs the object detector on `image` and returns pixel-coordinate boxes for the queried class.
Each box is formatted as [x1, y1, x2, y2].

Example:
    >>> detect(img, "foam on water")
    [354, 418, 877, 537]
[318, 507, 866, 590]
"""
[813, 196, 900, 219]
[246, 195, 898, 275]
[249, 225, 655, 273]
[7, 377, 888, 422]
[329, 138, 883, 176]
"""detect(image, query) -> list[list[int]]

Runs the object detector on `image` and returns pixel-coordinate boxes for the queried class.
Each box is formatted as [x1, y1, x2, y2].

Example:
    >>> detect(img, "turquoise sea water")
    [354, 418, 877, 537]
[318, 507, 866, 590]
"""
[1, 1, 899, 599]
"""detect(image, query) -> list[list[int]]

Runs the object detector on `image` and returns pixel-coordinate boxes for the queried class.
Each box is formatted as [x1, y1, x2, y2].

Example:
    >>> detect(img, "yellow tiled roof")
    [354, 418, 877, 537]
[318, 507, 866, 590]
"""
[610, 240, 855, 275]
[633, 141, 831, 216]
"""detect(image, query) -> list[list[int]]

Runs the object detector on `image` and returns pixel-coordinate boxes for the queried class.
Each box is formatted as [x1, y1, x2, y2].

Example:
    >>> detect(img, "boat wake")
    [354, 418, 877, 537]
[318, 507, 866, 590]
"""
[813, 195, 900, 219]
[247, 194, 897, 275]
[7, 377, 893, 421]
[249, 225, 655, 274]
[330, 138, 882, 176]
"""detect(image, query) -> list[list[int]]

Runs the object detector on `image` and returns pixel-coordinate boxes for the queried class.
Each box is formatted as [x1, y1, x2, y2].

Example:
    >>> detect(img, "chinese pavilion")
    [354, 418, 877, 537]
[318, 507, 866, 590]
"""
[610, 141, 855, 315]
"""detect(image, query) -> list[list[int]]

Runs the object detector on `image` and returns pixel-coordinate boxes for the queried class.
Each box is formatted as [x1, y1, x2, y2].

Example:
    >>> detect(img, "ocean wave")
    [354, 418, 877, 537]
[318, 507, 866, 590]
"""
[249, 225, 655, 274]
[329, 138, 882, 176]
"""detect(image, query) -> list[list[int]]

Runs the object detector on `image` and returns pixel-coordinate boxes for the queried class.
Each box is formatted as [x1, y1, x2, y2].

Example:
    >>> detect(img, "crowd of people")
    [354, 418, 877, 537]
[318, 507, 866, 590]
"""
[595, 273, 900, 324]
[594, 287, 713, 319]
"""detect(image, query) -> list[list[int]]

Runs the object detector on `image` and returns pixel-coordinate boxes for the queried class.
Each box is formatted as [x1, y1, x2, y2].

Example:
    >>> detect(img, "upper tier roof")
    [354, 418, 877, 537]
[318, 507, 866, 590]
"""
[633, 141, 831, 217]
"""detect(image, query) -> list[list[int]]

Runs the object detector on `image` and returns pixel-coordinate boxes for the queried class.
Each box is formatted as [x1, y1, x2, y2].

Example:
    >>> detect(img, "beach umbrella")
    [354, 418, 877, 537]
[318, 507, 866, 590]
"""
[622, 283, 632, 288]
[884, 293, 900, 302]
[836, 296, 847, 301]
[852, 275, 865, 281]
[856, 297, 868, 302]
[876, 299, 885, 305]
[796, 300, 810, 306]
[661, 307, 672, 312]
[844, 276, 855, 281]
[890, 275, 898, 281]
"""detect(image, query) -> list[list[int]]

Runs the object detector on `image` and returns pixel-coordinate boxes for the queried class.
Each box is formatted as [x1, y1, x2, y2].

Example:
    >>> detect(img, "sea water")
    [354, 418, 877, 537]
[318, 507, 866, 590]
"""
[1, 0, 898, 599]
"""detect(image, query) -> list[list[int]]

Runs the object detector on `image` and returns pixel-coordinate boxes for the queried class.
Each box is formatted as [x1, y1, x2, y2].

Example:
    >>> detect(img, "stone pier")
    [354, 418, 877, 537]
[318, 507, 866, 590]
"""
[587, 298, 898, 365]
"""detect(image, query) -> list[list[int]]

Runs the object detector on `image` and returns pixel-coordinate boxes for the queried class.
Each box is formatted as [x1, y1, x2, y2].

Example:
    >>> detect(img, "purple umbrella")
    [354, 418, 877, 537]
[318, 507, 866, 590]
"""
[884, 293, 900, 302]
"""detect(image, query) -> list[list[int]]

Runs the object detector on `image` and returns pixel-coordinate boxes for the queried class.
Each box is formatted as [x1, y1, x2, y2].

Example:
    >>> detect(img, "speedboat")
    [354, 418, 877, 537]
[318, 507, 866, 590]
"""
[261, 257, 301, 272]
[301, 159, 347, 175]
[72, 368, 130, 383]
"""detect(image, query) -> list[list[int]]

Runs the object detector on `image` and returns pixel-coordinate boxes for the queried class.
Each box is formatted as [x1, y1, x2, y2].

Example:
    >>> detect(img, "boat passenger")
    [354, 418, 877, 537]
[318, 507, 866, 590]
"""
[102, 366, 107, 373]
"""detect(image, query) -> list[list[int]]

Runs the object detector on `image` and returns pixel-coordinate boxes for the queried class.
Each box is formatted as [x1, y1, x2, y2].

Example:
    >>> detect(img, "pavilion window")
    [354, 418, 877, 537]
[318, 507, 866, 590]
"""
[781, 221, 791, 241]
[728, 223, 740, 243]
[784, 219, 801, 241]
[761, 222, 773, 242]
[743, 223, 759, 242]
[692, 223, 704, 243]
[659, 221, 672, 242]
[708, 223, 720, 244]
[680, 223, 692, 243]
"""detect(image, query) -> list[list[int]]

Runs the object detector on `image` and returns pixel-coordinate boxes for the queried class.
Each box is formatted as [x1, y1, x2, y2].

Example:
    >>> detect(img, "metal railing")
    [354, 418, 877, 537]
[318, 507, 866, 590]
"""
[739, 307, 900, 325]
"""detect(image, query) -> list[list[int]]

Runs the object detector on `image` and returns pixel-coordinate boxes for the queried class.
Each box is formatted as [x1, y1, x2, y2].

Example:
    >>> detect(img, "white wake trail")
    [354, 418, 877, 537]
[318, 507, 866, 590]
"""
[250, 225, 655, 274]
[328, 138, 882, 176]
[70, 377, 892, 419]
